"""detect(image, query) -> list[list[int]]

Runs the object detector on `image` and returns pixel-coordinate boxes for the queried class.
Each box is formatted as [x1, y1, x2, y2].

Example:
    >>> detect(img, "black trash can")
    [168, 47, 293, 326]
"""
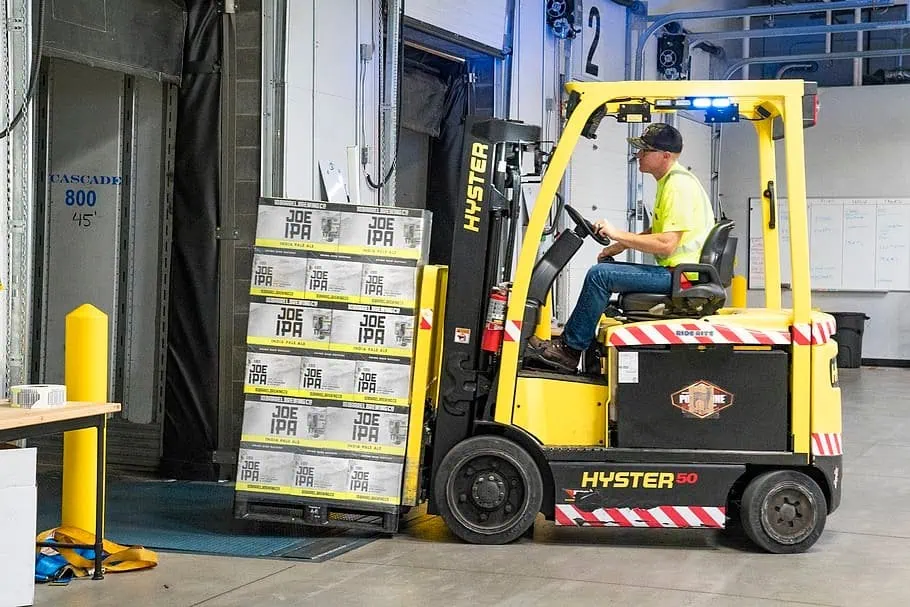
[830, 312, 870, 368]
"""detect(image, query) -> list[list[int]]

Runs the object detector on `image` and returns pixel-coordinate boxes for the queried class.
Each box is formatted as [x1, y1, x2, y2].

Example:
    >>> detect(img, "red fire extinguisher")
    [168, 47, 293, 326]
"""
[481, 286, 508, 353]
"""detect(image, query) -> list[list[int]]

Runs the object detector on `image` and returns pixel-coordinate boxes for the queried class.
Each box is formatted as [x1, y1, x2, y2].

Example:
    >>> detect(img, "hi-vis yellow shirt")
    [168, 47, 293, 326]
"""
[651, 162, 715, 267]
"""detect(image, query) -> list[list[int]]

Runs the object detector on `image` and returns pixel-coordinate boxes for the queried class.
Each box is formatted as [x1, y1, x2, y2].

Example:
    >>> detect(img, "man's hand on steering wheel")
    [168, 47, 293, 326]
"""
[591, 218, 617, 240]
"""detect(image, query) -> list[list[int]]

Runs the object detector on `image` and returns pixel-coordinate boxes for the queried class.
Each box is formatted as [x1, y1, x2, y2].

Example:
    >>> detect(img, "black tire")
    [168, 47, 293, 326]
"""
[434, 435, 543, 545]
[740, 470, 827, 554]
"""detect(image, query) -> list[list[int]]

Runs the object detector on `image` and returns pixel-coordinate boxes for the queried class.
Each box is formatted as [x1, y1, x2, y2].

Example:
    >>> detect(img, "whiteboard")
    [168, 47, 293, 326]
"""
[748, 197, 910, 291]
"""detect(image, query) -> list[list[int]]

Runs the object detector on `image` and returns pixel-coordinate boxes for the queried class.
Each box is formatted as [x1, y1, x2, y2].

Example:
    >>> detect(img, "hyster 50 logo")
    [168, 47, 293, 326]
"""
[580, 471, 700, 489]
[671, 380, 734, 419]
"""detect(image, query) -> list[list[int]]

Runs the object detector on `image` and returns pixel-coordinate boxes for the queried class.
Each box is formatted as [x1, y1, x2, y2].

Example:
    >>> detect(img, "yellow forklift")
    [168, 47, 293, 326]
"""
[237, 80, 842, 555]
[403, 79, 841, 554]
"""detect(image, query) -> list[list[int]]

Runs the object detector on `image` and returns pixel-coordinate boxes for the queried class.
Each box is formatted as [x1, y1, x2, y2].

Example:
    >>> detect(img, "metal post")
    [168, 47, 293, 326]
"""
[381, 0, 402, 206]
[63, 304, 109, 535]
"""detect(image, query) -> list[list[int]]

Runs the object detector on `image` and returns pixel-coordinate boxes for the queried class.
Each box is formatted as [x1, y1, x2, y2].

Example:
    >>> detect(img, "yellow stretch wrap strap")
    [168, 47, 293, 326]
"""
[37, 526, 158, 574]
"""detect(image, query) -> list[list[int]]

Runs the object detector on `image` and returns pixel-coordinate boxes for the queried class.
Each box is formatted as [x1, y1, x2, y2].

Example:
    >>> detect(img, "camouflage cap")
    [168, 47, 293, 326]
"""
[627, 123, 683, 153]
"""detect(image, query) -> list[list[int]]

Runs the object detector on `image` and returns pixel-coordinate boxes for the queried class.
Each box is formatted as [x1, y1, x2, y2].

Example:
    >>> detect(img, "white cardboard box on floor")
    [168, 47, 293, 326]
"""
[0, 447, 37, 607]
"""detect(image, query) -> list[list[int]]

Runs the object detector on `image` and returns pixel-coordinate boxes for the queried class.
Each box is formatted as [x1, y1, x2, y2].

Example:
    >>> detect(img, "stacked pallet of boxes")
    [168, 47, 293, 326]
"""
[234, 198, 431, 522]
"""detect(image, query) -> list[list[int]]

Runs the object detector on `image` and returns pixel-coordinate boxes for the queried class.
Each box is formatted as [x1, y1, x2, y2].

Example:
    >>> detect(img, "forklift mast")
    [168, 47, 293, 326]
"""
[428, 117, 541, 506]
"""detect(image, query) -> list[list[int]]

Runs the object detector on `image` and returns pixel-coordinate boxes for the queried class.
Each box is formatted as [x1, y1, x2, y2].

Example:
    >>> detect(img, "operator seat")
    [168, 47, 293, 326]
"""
[616, 219, 736, 320]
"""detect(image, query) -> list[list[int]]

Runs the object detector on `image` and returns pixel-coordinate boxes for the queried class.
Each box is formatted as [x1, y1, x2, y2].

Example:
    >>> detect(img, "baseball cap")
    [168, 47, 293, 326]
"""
[627, 123, 683, 153]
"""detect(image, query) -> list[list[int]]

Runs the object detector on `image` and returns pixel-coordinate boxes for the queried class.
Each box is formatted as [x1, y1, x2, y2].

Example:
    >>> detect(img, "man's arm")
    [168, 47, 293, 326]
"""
[595, 222, 681, 257]
[599, 228, 651, 258]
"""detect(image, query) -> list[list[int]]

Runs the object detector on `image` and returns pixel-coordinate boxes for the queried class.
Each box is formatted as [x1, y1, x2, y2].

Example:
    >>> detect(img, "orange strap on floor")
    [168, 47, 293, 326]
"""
[36, 526, 158, 574]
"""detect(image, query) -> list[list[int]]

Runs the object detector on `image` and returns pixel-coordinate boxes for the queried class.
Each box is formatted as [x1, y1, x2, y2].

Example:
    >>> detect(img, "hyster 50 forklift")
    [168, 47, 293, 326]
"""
[407, 79, 842, 554]
[282, 80, 842, 554]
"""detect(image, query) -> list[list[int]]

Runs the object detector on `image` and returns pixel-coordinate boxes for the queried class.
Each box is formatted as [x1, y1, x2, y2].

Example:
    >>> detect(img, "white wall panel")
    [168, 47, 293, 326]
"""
[282, 0, 378, 203]
[283, 1, 316, 199]
[719, 84, 910, 360]
[405, 0, 508, 50]
[313, 1, 358, 201]
[509, 0, 546, 126]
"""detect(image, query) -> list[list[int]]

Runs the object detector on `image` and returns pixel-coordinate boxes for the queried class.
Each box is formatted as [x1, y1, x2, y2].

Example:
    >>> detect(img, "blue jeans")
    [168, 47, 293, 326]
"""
[562, 262, 672, 350]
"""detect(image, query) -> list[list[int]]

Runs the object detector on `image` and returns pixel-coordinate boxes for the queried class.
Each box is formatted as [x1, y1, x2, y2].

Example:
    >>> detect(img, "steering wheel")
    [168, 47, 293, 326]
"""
[564, 204, 611, 246]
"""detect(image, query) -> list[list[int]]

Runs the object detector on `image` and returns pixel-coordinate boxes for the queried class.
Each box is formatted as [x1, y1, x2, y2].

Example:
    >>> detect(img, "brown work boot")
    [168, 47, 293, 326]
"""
[528, 337, 581, 372]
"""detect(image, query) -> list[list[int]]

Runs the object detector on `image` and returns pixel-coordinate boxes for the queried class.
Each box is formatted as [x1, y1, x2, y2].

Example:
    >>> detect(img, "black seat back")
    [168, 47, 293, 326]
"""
[699, 218, 736, 286]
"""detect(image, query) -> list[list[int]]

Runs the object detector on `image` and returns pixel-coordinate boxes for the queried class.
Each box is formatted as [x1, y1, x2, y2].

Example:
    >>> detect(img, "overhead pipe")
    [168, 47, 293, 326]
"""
[724, 48, 910, 79]
[776, 62, 818, 79]
[687, 18, 910, 49]
[634, 0, 894, 79]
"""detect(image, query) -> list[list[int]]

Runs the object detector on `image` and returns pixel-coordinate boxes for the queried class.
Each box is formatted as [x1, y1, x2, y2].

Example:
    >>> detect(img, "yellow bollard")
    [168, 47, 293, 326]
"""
[63, 304, 108, 534]
[731, 275, 747, 309]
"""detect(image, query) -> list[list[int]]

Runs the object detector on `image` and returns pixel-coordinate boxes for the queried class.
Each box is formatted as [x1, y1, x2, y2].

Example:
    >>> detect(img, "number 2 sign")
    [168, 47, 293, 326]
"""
[573, 1, 622, 81]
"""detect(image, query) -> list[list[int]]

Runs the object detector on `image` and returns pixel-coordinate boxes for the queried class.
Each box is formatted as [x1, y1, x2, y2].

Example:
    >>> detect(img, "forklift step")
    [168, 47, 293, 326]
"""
[542, 446, 805, 465]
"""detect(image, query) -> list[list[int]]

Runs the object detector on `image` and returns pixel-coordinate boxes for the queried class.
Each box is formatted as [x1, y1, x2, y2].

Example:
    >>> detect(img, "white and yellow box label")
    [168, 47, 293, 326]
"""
[329, 304, 414, 357]
[250, 248, 309, 299]
[353, 358, 412, 404]
[337, 206, 430, 260]
[254, 199, 341, 252]
[244, 346, 412, 405]
[244, 349, 305, 393]
[303, 253, 365, 302]
[359, 259, 418, 307]
[246, 297, 332, 349]
[240, 396, 409, 456]
[235, 443, 405, 505]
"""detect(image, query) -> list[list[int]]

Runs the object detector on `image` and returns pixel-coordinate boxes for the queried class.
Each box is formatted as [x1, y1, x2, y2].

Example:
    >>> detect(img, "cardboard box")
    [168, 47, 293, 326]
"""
[303, 253, 364, 303]
[246, 297, 332, 350]
[239, 198, 431, 513]
[235, 443, 404, 505]
[359, 258, 419, 307]
[336, 205, 431, 261]
[254, 199, 342, 252]
[0, 447, 36, 607]
[250, 248, 309, 299]
[329, 304, 415, 357]
[240, 395, 409, 457]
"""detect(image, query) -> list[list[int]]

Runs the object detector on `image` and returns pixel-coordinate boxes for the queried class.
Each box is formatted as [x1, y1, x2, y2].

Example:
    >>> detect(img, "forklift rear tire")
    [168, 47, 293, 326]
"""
[740, 470, 827, 554]
[435, 435, 543, 545]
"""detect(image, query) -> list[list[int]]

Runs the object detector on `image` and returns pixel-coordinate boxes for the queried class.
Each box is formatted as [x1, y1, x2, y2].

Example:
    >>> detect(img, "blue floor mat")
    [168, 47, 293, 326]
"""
[36, 472, 376, 560]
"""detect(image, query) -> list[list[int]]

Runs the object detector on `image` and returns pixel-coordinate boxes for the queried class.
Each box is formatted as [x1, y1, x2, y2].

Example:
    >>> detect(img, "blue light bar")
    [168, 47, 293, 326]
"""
[692, 97, 711, 109]
[712, 97, 732, 108]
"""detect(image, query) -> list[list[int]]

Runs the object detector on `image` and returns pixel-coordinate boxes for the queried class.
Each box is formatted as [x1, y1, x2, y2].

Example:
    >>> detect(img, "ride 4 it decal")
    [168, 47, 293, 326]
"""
[671, 380, 734, 419]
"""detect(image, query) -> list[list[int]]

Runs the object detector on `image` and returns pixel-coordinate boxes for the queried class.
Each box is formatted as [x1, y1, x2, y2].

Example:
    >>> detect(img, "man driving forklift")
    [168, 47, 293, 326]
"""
[529, 122, 715, 372]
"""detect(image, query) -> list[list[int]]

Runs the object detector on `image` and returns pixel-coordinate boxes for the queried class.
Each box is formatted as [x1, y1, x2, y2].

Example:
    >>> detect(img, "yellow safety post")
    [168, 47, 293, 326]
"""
[534, 292, 554, 340]
[731, 275, 747, 308]
[63, 304, 108, 534]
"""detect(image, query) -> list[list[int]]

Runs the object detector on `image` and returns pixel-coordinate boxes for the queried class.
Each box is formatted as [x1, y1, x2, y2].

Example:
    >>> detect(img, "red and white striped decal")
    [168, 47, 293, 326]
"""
[555, 504, 726, 528]
[609, 319, 838, 347]
[608, 321, 789, 347]
[419, 308, 433, 331]
[504, 320, 522, 342]
[811, 432, 843, 456]
[792, 318, 837, 345]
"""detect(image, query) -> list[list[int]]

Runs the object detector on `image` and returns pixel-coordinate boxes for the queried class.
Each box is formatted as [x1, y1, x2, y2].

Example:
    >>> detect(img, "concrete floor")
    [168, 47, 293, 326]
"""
[33, 366, 910, 606]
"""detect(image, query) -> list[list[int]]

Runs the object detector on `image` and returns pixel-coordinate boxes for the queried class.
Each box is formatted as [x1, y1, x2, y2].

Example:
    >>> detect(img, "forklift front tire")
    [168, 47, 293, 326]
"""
[435, 435, 543, 545]
[740, 470, 827, 554]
